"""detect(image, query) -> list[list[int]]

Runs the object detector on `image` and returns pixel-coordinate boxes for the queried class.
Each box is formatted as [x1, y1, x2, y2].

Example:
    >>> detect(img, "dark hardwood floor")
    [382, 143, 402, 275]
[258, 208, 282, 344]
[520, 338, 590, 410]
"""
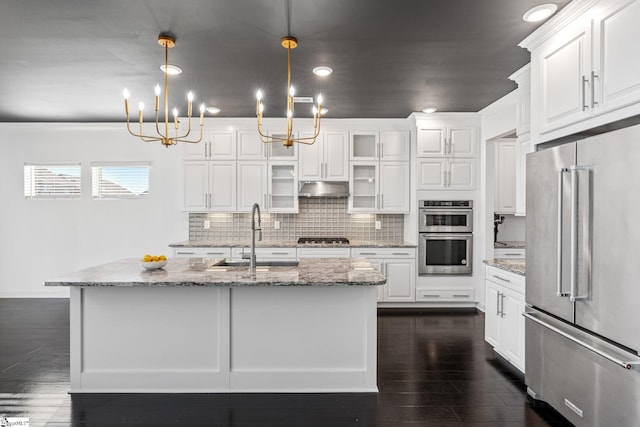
[0, 299, 572, 426]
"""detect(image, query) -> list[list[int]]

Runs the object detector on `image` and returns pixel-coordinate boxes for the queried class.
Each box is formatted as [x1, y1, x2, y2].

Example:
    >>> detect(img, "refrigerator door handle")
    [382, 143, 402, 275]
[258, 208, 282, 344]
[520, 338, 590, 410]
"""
[523, 311, 639, 370]
[569, 166, 590, 302]
[557, 168, 569, 297]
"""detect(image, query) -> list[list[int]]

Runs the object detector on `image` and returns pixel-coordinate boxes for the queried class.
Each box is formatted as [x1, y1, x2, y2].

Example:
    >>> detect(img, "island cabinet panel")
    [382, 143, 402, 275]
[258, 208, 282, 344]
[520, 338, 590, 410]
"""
[71, 287, 230, 392]
[228, 286, 377, 391]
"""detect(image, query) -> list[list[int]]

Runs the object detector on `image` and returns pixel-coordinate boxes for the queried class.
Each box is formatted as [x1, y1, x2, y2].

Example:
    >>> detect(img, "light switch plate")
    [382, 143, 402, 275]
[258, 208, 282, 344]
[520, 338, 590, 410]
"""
[204, 220, 210, 229]
[274, 220, 280, 230]
[375, 220, 382, 230]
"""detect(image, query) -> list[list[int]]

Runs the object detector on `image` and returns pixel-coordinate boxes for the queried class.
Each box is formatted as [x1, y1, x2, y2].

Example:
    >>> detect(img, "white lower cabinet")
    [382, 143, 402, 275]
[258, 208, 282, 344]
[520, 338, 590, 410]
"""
[232, 247, 297, 260]
[297, 247, 351, 258]
[494, 248, 525, 259]
[352, 248, 416, 302]
[484, 265, 526, 372]
[172, 247, 232, 258]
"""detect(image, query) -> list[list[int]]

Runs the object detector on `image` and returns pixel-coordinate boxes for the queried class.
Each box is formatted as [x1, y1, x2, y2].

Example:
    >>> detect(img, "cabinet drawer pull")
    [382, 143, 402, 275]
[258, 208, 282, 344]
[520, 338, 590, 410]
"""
[452, 294, 469, 298]
[422, 294, 441, 298]
[270, 252, 290, 255]
[206, 252, 225, 255]
[493, 274, 511, 283]
[176, 251, 195, 255]
[503, 253, 521, 256]
[359, 252, 378, 255]
[392, 252, 409, 256]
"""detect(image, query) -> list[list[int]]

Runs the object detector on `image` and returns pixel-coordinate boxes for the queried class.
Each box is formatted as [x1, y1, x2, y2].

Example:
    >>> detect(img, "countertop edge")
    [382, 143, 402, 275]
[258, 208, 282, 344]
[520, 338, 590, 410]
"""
[169, 240, 417, 249]
[483, 259, 526, 276]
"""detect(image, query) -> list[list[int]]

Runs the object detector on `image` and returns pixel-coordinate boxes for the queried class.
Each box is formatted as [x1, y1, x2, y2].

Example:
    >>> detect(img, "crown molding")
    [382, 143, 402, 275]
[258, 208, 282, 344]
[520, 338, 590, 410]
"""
[519, 0, 602, 51]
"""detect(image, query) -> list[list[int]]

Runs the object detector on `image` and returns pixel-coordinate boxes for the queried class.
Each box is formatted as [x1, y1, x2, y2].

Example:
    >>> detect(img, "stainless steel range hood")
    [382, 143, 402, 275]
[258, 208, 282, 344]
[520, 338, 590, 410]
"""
[298, 181, 349, 198]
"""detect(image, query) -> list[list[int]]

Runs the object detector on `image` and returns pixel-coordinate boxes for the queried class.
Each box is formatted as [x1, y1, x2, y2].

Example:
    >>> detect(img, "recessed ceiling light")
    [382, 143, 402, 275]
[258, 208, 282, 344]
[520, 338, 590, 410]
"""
[206, 107, 221, 114]
[313, 66, 333, 77]
[160, 64, 183, 75]
[422, 107, 438, 114]
[523, 3, 558, 22]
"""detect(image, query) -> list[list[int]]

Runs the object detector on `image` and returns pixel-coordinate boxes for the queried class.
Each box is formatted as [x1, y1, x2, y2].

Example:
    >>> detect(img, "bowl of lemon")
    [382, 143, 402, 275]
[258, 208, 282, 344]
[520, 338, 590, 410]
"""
[140, 254, 167, 270]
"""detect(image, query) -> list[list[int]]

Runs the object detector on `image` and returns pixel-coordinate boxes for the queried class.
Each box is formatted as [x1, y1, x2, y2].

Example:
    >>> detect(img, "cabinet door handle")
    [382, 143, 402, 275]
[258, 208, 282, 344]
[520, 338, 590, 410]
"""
[582, 75, 588, 111]
[500, 293, 506, 318]
[263, 193, 267, 208]
[269, 193, 272, 209]
[381, 194, 384, 209]
[381, 142, 384, 159]
[209, 193, 212, 209]
[591, 70, 598, 108]
[496, 292, 501, 316]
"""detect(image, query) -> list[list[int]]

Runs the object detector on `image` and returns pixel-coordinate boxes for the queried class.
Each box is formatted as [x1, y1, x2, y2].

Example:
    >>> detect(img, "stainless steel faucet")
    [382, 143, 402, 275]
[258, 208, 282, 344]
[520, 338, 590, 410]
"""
[243, 202, 262, 271]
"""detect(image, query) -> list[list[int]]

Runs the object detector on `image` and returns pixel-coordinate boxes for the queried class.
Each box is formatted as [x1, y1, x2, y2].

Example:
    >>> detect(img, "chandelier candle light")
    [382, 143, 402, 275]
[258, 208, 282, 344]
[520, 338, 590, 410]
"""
[256, 36, 323, 148]
[123, 34, 205, 147]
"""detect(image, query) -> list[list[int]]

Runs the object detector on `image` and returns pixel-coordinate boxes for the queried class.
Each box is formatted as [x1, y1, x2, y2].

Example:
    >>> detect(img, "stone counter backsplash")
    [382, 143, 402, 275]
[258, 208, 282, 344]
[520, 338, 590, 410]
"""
[189, 198, 404, 244]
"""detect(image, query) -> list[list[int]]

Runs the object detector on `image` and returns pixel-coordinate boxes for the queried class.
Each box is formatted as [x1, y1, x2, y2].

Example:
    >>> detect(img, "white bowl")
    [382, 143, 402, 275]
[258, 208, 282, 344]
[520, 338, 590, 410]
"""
[140, 260, 167, 270]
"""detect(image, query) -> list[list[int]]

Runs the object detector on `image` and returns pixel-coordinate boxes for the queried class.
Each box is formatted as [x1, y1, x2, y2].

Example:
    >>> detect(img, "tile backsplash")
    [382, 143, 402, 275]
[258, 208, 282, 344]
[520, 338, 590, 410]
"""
[189, 198, 404, 243]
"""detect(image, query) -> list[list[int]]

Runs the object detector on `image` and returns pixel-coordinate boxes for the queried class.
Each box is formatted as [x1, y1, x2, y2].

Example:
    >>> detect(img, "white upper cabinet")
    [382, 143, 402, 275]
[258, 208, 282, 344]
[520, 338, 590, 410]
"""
[237, 161, 268, 211]
[183, 131, 236, 160]
[594, 0, 640, 113]
[494, 140, 517, 214]
[534, 18, 592, 135]
[268, 161, 298, 213]
[350, 131, 379, 160]
[183, 161, 236, 211]
[417, 125, 476, 158]
[380, 131, 410, 161]
[299, 132, 349, 181]
[525, 0, 640, 143]
[237, 131, 266, 160]
[266, 131, 298, 160]
[380, 161, 410, 212]
[350, 131, 410, 161]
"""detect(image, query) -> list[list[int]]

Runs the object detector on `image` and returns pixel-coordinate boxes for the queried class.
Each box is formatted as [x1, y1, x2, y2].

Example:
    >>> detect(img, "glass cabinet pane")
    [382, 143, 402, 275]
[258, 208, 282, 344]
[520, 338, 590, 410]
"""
[270, 164, 296, 210]
[352, 164, 377, 209]
[351, 133, 378, 159]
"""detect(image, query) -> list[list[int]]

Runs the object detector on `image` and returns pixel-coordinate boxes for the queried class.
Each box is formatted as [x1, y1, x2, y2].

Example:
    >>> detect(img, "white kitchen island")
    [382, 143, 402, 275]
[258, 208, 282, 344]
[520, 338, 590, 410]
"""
[45, 257, 385, 393]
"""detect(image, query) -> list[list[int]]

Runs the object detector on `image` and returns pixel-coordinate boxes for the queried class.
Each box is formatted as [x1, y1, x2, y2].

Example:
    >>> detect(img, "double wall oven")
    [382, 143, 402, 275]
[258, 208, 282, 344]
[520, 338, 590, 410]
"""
[418, 200, 473, 275]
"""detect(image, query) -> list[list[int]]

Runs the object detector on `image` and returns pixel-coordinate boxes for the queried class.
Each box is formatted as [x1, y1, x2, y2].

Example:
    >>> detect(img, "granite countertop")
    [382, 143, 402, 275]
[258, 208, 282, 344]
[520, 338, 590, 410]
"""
[483, 259, 526, 276]
[169, 240, 417, 249]
[494, 241, 526, 249]
[44, 257, 386, 287]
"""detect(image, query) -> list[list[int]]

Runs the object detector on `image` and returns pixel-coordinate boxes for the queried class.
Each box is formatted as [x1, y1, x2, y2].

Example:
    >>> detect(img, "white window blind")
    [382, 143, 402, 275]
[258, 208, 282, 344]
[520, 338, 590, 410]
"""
[24, 164, 82, 199]
[91, 163, 150, 199]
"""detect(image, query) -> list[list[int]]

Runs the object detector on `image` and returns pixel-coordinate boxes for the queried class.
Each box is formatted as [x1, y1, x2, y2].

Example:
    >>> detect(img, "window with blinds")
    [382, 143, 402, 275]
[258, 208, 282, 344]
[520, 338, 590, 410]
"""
[24, 164, 82, 199]
[91, 163, 150, 199]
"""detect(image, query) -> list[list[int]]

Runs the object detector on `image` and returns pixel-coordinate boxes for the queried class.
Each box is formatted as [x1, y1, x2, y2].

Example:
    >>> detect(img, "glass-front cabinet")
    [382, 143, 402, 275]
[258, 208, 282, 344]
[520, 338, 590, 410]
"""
[349, 162, 378, 211]
[268, 162, 298, 213]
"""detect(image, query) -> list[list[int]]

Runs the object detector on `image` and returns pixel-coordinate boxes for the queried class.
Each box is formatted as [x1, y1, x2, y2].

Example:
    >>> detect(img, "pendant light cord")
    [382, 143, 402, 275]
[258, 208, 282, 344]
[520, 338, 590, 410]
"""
[284, 0, 292, 36]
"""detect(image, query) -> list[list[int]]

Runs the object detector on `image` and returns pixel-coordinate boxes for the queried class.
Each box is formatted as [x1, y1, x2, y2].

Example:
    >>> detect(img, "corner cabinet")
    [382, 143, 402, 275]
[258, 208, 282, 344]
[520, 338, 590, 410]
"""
[352, 248, 416, 303]
[416, 118, 478, 190]
[526, 0, 640, 143]
[484, 265, 525, 373]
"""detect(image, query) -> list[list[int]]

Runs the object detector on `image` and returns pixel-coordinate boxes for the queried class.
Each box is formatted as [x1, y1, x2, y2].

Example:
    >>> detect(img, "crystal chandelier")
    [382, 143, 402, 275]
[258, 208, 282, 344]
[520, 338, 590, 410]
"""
[122, 34, 205, 147]
[255, 35, 324, 148]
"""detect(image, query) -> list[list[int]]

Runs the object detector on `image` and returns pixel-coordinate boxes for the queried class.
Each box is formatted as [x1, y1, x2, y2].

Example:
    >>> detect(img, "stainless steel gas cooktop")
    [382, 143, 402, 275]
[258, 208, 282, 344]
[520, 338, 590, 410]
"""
[297, 237, 350, 245]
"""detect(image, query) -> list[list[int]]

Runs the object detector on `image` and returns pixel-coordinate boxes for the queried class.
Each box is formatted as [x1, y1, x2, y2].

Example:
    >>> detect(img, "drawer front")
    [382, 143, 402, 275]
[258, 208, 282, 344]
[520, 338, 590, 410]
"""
[486, 266, 525, 294]
[172, 247, 231, 258]
[494, 248, 526, 259]
[352, 248, 416, 258]
[297, 248, 351, 258]
[415, 289, 475, 302]
[231, 247, 296, 260]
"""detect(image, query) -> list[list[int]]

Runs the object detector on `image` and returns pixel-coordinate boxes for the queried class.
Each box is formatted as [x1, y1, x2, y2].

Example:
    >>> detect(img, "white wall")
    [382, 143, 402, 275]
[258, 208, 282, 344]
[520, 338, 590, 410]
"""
[0, 123, 188, 297]
[495, 214, 526, 242]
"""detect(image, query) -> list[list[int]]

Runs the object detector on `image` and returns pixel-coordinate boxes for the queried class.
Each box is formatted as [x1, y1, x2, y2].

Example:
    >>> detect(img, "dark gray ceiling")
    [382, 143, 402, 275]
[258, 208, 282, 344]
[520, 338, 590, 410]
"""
[0, 0, 569, 122]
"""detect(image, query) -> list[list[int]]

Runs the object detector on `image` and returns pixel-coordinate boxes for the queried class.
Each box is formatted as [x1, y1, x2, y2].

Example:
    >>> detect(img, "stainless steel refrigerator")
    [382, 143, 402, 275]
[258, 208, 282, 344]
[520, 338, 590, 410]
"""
[525, 124, 640, 426]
